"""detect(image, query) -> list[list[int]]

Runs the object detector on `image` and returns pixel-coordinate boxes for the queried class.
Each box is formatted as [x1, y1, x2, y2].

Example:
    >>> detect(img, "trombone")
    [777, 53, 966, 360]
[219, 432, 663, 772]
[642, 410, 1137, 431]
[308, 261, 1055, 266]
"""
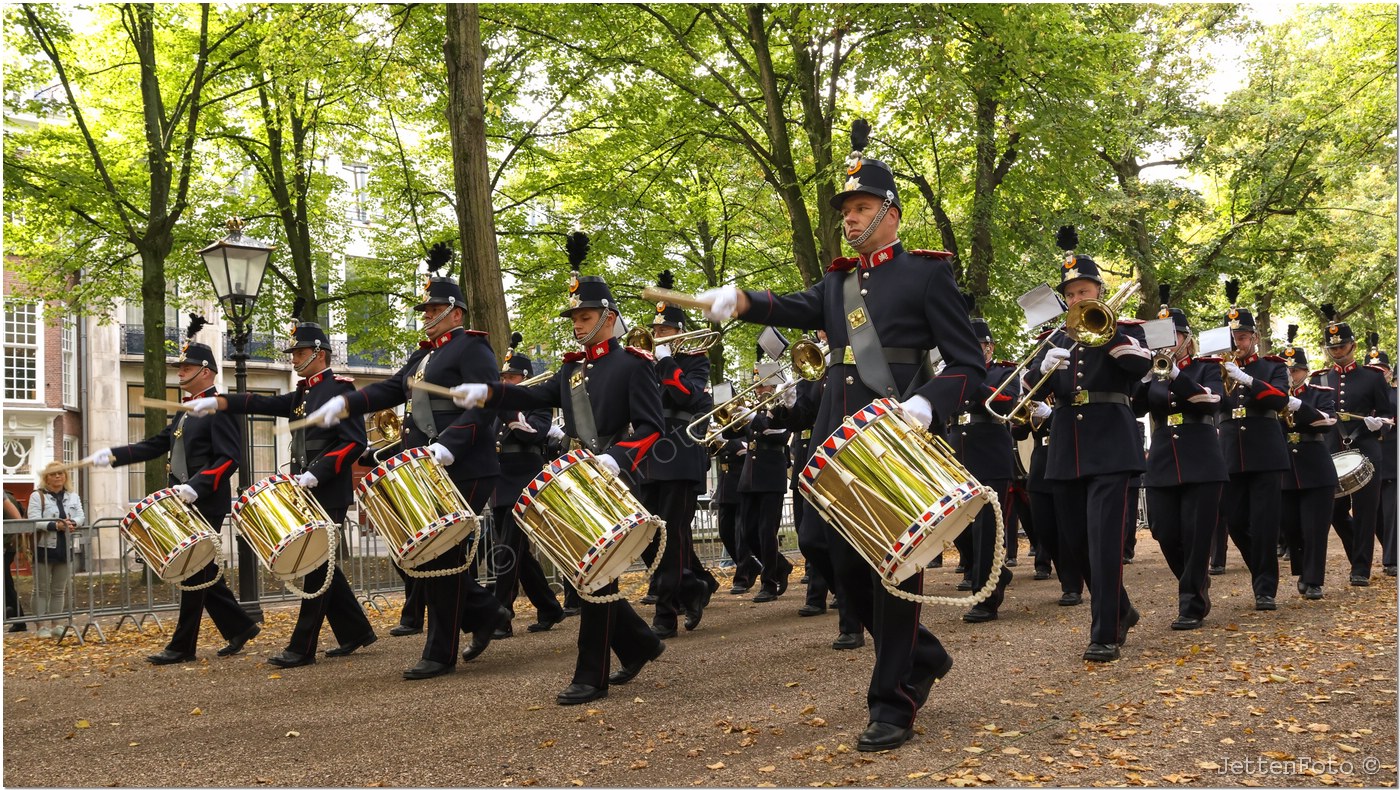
[989, 280, 1142, 422]
[623, 324, 727, 355]
[686, 338, 828, 445]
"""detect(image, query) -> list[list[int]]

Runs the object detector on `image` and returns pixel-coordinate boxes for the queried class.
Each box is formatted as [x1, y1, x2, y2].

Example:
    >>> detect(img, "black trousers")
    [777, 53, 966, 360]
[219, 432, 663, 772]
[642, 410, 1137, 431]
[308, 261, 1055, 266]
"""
[1224, 471, 1282, 598]
[167, 503, 255, 654]
[1147, 483, 1221, 619]
[4, 544, 21, 619]
[969, 479, 1013, 611]
[826, 522, 947, 728]
[1379, 480, 1397, 569]
[717, 502, 759, 588]
[1334, 475, 1382, 578]
[416, 479, 500, 666]
[573, 577, 662, 688]
[284, 506, 373, 656]
[1053, 474, 1133, 647]
[1030, 489, 1079, 594]
[1123, 486, 1140, 558]
[1006, 482, 1030, 563]
[1282, 486, 1334, 587]
[953, 528, 974, 577]
[394, 564, 425, 628]
[1209, 509, 1229, 569]
[796, 498, 861, 635]
[640, 482, 707, 629]
[490, 505, 563, 624]
[740, 491, 790, 593]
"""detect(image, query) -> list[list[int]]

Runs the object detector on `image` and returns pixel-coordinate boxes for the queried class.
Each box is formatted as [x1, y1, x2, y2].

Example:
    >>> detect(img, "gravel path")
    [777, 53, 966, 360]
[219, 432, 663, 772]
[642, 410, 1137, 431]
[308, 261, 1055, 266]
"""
[4, 534, 1395, 788]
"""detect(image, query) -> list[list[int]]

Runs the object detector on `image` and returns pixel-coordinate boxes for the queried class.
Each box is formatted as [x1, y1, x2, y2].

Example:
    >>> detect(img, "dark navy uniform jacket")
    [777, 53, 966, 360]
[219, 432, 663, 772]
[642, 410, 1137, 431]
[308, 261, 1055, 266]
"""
[947, 360, 1019, 482]
[1218, 353, 1291, 474]
[344, 327, 501, 482]
[492, 407, 552, 508]
[1040, 321, 1153, 480]
[769, 377, 824, 494]
[1282, 382, 1339, 491]
[225, 369, 367, 511]
[110, 386, 242, 524]
[739, 241, 986, 452]
[1132, 358, 1226, 487]
[711, 431, 746, 506]
[485, 337, 664, 488]
[1311, 362, 1395, 466]
[641, 351, 711, 484]
[1012, 407, 1055, 494]
[739, 408, 791, 494]
[1381, 385, 1398, 482]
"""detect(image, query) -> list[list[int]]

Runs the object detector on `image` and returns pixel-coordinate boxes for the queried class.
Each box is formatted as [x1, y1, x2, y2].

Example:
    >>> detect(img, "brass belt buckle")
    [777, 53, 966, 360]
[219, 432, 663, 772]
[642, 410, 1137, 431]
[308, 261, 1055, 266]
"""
[957, 413, 972, 426]
[1231, 407, 1247, 420]
[1041, 436, 1050, 447]
[842, 347, 856, 366]
[1288, 432, 1301, 444]
[1339, 413, 1352, 422]
[1167, 414, 1183, 427]
[1072, 391, 1089, 406]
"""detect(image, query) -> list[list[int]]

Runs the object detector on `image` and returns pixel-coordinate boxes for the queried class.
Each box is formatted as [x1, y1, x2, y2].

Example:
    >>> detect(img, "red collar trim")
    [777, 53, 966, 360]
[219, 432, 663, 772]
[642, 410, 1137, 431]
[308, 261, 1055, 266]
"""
[1177, 357, 1193, 370]
[304, 370, 329, 387]
[1292, 383, 1308, 396]
[1334, 361, 1357, 373]
[1236, 352, 1259, 366]
[431, 328, 461, 349]
[860, 241, 903, 268]
[586, 339, 614, 360]
[183, 387, 217, 403]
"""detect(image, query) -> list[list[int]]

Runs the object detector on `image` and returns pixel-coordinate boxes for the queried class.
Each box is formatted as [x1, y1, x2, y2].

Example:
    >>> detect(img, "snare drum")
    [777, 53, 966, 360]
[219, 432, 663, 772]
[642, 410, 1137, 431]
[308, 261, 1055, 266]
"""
[799, 398, 989, 585]
[513, 450, 662, 593]
[232, 474, 334, 581]
[1333, 450, 1375, 498]
[356, 447, 480, 568]
[120, 489, 220, 583]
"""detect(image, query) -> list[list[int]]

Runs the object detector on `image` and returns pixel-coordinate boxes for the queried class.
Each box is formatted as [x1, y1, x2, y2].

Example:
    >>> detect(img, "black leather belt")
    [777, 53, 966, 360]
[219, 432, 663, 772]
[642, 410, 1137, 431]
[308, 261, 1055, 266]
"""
[1222, 408, 1279, 422]
[828, 346, 923, 366]
[1287, 433, 1325, 444]
[498, 441, 536, 454]
[664, 409, 696, 422]
[1062, 391, 1131, 407]
[1163, 413, 1218, 427]
[954, 413, 999, 425]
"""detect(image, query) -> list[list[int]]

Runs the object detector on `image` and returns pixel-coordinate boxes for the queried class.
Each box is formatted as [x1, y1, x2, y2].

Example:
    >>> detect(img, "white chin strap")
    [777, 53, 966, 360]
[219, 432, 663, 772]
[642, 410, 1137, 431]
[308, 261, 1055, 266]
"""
[847, 190, 895, 250]
[578, 308, 614, 348]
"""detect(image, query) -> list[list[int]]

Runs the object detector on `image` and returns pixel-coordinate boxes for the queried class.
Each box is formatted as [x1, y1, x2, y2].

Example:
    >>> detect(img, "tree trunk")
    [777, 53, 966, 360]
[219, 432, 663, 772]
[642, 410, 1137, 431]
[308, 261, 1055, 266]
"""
[445, 4, 510, 356]
[966, 92, 999, 308]
[787, 12, 841, 269]
[139, 249, 168, 496]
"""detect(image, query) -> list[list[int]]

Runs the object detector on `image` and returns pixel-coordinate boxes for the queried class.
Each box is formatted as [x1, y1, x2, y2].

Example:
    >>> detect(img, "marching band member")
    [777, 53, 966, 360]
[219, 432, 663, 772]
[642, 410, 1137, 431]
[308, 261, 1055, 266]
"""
[738, 357, 794, 603]
[1215, 280, 1291, 611]
[1313, 307, 1396, 586]
[87, 316, 261, 664]
[190, 307, 375, 666]
[947, 306, 1017, 622]
[696, 120, 985, 752]
[452, 232, 667, 705]
[1037, 226, 1150, 662]
[639, 273, 714, 635]
[1131, 295, 1225, 630]
[1367, 344, 1397, 577]
[713, 421, 759, 594]
[490, 333, 566, 636]
[1277, 327, 1339, 599]
[306, 243, 508, 680]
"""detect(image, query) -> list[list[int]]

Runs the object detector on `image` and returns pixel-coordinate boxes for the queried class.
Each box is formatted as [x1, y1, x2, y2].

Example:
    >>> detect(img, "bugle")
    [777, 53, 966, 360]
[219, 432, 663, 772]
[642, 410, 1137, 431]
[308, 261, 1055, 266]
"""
[622, 324, 725, 355]
[366, 409, 403, 463]
[686, 338, 828, 444]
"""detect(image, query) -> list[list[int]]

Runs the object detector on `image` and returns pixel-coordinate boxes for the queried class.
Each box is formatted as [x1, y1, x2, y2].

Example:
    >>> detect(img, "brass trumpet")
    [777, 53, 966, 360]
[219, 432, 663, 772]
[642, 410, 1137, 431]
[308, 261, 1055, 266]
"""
[366, 409, 403, 463]
[623, 325, 723, 355]
[687, 338, 827, 445]
[516, 370, 553, 386]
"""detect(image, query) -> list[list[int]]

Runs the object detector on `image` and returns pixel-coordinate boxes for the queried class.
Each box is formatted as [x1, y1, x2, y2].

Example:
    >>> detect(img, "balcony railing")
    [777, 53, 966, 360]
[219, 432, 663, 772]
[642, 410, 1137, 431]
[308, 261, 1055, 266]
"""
[119, 325, 182, 356]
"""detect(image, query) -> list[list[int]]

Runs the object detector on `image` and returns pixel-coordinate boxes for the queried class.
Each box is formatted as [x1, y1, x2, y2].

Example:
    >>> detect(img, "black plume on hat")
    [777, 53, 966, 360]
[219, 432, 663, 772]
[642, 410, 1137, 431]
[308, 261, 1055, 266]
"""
[1225, 279, 1239, 304]
[1056, 226, 1078, 252]
[511, 331, 523, 350]
[291, 296, 307, 321]
[1287, 324, 1298, 344]
[961, 290, 977, 313]
[427, 241, 453, 273]
[658, 269, 675, 289]
[1158, 284, 1170, 305]
[1321, 302, 1336, 321]
[851, 118, 871, 152]
[567, 231, 590, 272]
[186, 313, 208, 339]
[1368, 331, 1380, 347]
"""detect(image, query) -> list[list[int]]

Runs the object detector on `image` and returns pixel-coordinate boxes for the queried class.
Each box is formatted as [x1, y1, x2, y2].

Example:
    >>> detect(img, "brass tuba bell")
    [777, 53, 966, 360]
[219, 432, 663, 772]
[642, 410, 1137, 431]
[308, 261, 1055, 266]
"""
[366, 409, 403, 462]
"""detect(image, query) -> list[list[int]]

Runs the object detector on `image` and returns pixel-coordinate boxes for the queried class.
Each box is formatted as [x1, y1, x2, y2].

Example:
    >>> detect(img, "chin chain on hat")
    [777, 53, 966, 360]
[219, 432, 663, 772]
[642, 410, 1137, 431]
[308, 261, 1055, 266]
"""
[843, 119, 896, 250]
[420, 242, 458, 332]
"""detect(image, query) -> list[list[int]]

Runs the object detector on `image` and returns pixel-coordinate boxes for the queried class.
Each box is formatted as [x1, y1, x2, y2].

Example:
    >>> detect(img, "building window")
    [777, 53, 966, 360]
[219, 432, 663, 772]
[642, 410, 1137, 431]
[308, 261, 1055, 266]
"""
[2, 436, 33, 477]
[4, 301, 40, 401]
[345, 162, 371, 223]
[62, 436, 77, 464]
[126, 383, 182, 501]
[62, 313, 77, 408]
[241, 397, 279, 491]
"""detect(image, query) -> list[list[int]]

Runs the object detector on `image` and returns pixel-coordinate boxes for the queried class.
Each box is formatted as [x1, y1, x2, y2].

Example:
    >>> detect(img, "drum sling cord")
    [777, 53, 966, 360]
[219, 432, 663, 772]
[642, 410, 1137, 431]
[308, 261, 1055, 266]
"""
[400, 516, 482, 579]
[576, 509, 667, 605]
[881, 488, 1008, 608]
[175, 531, 226, 592]
[278, 521, 339, 600]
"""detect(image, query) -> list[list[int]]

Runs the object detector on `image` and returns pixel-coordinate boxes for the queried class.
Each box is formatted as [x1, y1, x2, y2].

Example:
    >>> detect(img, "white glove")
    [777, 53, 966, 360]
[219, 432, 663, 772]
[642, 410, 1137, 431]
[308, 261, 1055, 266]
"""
[451, 383, 488, 409]
[737, 442, 749, 456]
[1222, 361, 1253, 386]
[294, 471, 319, 489]
[172, 484, 199, 504]
[187, 396, 220, 417]
[780, 384, 798, 409]
[653, 343, 672, 360]
[1286, 396, 1303, 413]
[898, 394, 935, 429]
[698, 285, 740, 323]
[427, 442, 455, 466]
[1040, 348, 1072, 376]
[308, 395, 347, 428]
[1030, 401, 1053, 420]
[1313, 414, 1338, 428]
[1167, 363, 1180, 380]
[595, 453, 621, 476]
[508, 412, 536, 433]
[1364, 415, 1388, 432]
[762, 428, 787, 435]
[547, 423, 566, 442]
[87, 448, 115, 469]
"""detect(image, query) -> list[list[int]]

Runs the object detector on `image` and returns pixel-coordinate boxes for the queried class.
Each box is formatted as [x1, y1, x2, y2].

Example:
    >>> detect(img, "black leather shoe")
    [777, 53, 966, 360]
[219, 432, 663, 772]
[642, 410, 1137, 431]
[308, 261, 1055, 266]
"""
[683, 587, 710, 632]
[651, 625, 677, 640]
[268, 650, 315, 668]
[528, 614, 565, 633]
[1302, 584, 1323, 600]
[402, 659, 454, 680]
[1033, 569, 1050, 580]
[325, 631, 377, 657]
[639, 594, 658, 605]
[1208, 565, 1225, 576]
[928, 556, 943, 569]
[557, 683, 607, 705]
[705, 576, 720, 595]
[462, 607, 511, 662]
[492, 625, 514, 639]
[954, 563, 967, 574]
[856, 721, 913, 752]
[561, 606, 580, 617]
[147, 649, 196, 665]
[1254, 595, 1277, 611]
[752, 589, 778, 603]
[216, 624, 260, 657]
[1117, 607, 1140, 646]
[7, 622, 27, 632]
[1005, 558, 1018, 567]
[1386, 566, 1397, 577]
[1349, 574, 1370, 587]
[729, 585, 750, 595]
[1276, 544, 1288, 557]
[609, 640, 666, 685]
[776, 565, 792, 596]
[799, 575, 810, 585]
[797, 604, 827, 617]
[962, 605, 997, 623]
[1297, 579, 1307, 596]
[832, 632, 865, 650]
[1058, 592, 1082, 606]
[1082, 642, 1120, 662]
[389, 624, 422, 637]
[1171, 616, 1203, 630]
[956, 577, 974, 591]
[912, 651, 954, 708]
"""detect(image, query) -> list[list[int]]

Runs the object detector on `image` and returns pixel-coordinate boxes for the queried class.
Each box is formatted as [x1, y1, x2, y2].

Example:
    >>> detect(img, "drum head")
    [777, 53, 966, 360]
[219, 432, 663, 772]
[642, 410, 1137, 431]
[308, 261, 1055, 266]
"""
[578, 514, 660, 593]
[159, 539, 218, 584]
[1334, 452, 1364, 476]
[265, 525, 332, 579]
[398, 512, 477, 569]
[883, 484, 989, 584]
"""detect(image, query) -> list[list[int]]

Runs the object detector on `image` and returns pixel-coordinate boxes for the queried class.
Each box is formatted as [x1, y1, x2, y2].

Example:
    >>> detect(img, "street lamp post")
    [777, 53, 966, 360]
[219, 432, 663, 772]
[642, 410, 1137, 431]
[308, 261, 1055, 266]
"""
[198, 218, 273, 619]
